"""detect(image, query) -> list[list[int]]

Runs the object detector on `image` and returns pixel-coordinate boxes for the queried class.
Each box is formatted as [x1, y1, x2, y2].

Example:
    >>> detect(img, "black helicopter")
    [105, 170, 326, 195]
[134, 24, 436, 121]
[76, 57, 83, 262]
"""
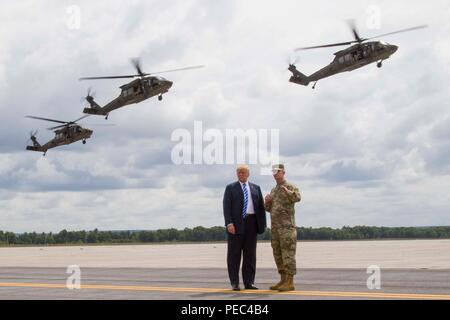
[25, 115, 93, 155]
[289, 21, 427, 89]
[80, 59, 204, 119]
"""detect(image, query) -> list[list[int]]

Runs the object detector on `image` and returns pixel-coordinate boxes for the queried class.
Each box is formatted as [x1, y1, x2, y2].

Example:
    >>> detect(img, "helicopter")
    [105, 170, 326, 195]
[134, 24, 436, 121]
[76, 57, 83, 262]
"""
[79, 59, 204, 119]
[288, 22, 427, 89]
[25, 115, 93, 156]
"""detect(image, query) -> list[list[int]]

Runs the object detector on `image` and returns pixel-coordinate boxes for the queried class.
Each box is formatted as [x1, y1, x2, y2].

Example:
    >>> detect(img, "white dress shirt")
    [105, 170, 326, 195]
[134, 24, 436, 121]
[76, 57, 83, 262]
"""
[239, 181, 255, 215]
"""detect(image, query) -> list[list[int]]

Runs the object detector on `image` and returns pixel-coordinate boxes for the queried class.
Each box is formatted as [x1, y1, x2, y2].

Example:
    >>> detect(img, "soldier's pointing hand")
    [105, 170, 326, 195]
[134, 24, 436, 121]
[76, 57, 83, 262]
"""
[281, 186, 292, 194]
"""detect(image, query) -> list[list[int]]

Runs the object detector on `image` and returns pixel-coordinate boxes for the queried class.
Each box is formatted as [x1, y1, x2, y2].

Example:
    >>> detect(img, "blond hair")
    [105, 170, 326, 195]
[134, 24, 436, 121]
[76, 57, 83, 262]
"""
[236, 164, 249, 171]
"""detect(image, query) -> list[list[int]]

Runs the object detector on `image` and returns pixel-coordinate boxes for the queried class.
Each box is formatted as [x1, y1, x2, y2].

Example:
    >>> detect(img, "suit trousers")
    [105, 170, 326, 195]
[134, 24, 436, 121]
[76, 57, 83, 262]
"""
[227, 214, 258, 286]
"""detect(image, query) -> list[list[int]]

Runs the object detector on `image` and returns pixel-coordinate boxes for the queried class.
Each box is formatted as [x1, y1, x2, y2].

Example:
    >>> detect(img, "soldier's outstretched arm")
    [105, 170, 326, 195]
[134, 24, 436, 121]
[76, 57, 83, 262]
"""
[288, 186, 301, 203]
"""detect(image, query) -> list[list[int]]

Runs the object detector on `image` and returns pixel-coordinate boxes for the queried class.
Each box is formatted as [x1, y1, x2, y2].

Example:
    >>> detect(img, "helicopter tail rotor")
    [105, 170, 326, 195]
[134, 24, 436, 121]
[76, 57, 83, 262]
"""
[288, 64, 310, 86]
[86, 87, 96, 101]
[80, 87, 96, 103]
[26, 130, 41, 148]
[287, 54, 301, 67]
[81, 87, 102, 112]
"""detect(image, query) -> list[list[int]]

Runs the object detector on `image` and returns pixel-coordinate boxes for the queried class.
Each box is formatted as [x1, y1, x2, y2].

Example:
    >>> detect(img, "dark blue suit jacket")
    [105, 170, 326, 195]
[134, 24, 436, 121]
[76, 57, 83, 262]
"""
[223, 181, 267, 235]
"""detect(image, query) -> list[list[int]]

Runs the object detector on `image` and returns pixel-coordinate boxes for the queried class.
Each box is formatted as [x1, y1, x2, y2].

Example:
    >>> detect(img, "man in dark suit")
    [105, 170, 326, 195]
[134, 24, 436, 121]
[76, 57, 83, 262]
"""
[223, 165, 267, 291]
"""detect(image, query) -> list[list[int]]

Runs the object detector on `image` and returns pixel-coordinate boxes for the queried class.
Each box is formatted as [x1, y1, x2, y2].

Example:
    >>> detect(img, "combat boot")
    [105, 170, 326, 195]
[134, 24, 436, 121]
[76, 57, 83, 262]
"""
[269, 273, 286, 290]
[277, 275, 295, 291]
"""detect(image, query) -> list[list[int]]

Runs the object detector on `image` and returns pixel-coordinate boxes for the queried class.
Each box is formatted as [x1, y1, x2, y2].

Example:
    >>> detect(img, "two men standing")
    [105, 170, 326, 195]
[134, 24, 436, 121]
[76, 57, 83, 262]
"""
[223, 164, 301, 291]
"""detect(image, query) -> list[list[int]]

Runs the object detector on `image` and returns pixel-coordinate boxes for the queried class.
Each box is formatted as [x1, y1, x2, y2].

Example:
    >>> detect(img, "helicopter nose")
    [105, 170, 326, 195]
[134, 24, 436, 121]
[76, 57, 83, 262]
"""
[390, 45, 398, 53]
[165, 80, 173, 88]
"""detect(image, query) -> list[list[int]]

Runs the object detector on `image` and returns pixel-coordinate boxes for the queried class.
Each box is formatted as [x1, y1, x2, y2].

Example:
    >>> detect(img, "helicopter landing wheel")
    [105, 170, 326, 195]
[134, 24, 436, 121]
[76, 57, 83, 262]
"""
[82, 140, 86, 144]
[312, 81, 318, 89]
[158, 94, 163, 101]
[377, 61, 383, 68]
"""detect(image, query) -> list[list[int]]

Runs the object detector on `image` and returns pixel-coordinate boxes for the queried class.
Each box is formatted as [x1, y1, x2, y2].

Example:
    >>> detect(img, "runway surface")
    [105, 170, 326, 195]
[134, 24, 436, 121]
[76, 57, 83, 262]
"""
[1, 267, 450, 300]
[1, 240, 449, 299]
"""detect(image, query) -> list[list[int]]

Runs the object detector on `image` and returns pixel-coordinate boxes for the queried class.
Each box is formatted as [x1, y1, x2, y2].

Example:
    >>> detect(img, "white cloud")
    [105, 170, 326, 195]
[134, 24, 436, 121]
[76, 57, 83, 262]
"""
[0, 0, 449, 232]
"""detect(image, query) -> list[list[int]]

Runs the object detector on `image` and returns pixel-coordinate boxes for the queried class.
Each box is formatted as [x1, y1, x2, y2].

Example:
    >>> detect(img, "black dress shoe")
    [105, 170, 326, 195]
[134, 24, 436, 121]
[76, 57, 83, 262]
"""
[231, 284, 240, 291]
[244, 284, 258, 290]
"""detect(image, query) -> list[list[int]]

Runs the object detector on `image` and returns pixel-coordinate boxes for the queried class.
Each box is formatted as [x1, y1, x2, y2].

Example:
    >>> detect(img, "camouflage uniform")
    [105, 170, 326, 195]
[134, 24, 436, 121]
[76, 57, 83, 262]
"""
[265, 180, 301, 276]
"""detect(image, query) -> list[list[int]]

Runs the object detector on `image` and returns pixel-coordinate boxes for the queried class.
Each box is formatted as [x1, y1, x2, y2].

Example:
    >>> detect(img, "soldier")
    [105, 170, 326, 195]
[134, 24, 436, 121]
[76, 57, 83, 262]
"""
[264, 164, 301, 291]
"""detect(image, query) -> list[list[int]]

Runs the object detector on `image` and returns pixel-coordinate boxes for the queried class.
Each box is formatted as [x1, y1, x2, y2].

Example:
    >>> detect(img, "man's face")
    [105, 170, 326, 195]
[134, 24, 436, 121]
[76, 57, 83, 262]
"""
[237, 168, 250, 183]
[273, 170, 285, 183]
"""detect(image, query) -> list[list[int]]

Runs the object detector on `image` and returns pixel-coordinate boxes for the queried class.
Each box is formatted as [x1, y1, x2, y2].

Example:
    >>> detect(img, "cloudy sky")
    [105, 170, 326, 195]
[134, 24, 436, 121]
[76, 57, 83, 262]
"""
[0, 0, 449, 232]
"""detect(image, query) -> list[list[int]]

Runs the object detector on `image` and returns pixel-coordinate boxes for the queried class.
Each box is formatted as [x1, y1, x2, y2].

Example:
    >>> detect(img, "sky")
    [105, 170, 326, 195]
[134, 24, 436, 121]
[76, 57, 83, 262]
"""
[0, 0, 449, 232]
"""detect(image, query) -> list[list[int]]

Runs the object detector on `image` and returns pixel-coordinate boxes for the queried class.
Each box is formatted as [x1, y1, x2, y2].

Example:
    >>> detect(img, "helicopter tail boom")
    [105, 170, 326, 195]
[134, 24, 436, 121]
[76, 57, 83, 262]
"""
[83, 107, 107, 116]
[288, 64, 310, 86]
[26, 145, 44, 152]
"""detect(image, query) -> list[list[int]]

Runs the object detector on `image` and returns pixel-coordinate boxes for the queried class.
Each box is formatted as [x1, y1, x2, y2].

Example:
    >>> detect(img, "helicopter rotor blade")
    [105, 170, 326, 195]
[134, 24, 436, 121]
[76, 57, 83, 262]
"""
[25, 115, 68, 124]
[295, 23, 427, 52]
[286, 55, 301, 66]
[79, 75, 137, 80]
[47, 124, 68, 130]
[347, 19, 363, 43]
[295, 41, 355, 51]
[149, 65, 205, 75]
[364, 25, 428, 41]
[79, 61, 204, 80]
[72, 114, 91, 124]
[131, 58, 146, 77]
[80, 123, 116, 127]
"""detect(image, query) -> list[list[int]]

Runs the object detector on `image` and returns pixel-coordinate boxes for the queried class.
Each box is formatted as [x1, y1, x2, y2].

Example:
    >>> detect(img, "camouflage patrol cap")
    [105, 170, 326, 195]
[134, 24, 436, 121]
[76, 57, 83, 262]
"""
[272, 164, 285, 173]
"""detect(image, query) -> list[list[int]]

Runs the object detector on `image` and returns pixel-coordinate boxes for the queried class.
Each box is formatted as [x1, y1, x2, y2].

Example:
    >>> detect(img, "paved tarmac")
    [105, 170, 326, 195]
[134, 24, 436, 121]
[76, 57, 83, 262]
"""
[1, 240, 449, 300]
[0, 267, 449, 300]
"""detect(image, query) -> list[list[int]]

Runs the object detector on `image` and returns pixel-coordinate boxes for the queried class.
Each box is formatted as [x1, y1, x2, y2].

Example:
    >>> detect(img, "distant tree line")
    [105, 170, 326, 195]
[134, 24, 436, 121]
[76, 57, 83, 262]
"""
[1, 226, 449, 246]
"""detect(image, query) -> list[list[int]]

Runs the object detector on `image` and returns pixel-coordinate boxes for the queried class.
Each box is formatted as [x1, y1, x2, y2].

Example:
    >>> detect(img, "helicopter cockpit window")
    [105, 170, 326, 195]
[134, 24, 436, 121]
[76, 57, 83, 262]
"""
[344, 54, 351, 62]
[338, 56, 345, 64]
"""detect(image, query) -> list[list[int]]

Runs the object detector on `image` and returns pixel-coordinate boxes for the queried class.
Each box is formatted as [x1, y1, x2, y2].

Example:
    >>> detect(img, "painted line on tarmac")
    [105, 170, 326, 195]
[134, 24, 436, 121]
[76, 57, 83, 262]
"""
[0, 282, 450, 300]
